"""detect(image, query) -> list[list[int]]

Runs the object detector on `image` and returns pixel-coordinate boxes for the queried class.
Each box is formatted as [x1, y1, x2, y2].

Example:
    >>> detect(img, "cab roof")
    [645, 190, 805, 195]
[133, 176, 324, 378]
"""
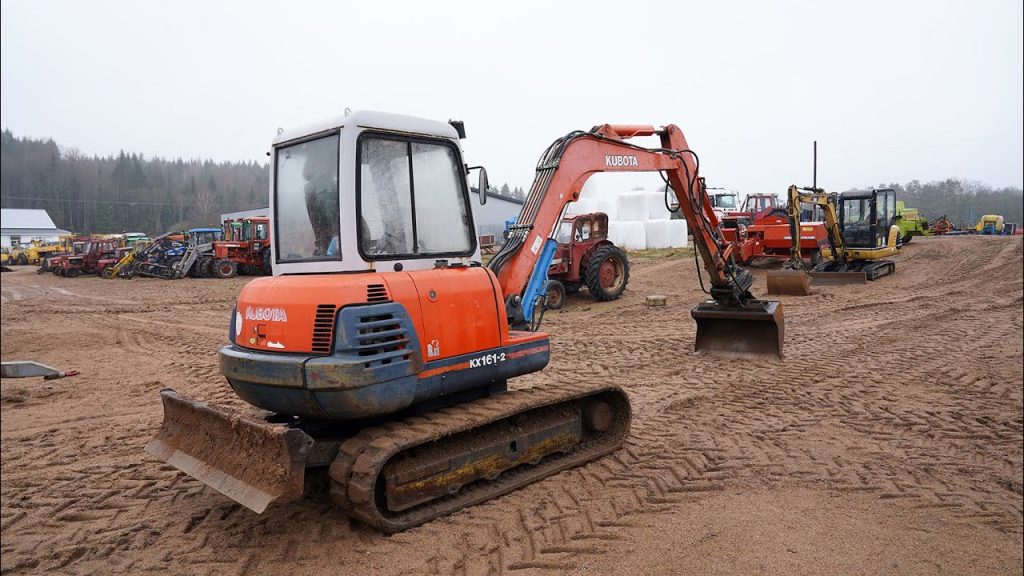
[272, 110, 460, 146]
[843, 188, 894, 199]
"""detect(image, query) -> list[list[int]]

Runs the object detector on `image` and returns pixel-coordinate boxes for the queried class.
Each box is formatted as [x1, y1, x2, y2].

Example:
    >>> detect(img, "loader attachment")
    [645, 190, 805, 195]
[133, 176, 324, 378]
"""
[145, 389, 314, 513]
[807, 271, 867, 285]
[766, 270, 811, 296]
[691, 300, 784, 359]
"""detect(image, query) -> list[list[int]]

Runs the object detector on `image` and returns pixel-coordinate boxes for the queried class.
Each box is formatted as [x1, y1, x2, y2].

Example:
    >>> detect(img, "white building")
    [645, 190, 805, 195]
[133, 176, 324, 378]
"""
[0, 209, 71, 248]
[468, 189, 524, 239]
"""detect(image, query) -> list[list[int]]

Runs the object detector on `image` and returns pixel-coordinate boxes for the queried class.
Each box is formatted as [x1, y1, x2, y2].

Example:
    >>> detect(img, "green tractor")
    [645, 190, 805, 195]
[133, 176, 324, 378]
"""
[895, 201, 929, 244]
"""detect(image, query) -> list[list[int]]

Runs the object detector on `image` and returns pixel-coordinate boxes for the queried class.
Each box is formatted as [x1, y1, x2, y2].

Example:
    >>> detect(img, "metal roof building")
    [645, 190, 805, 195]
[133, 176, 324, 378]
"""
[0, 208, 71, 248]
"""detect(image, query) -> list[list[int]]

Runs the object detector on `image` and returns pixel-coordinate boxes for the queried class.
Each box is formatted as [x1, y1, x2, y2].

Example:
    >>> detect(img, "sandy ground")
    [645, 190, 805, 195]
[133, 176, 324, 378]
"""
[1, 235, 1021, 575]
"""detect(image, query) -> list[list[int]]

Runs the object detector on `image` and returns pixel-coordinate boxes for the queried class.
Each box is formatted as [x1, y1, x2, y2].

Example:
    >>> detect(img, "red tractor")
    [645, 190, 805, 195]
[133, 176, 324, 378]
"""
[96, 246, 133, 277]
[54, 238, 120, 277]
[543, 212, 629, 309]
[208, 217, 272, 278]
[719, 193, 784, 229]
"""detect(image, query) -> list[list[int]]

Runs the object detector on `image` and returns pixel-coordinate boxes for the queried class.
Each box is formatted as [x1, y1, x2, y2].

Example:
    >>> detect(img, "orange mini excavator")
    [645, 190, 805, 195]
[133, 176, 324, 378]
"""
[146, 111, 783, 532]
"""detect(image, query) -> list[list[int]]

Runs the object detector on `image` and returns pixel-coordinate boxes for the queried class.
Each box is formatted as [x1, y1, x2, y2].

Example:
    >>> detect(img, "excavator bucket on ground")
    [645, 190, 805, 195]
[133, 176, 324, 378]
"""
[691, 300, 784, 359]
[766, 270, 812, 295]
[145, 389, 314, 513]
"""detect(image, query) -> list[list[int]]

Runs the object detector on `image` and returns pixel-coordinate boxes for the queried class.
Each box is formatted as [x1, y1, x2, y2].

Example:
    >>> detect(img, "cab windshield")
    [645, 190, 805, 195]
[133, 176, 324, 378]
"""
[713, 195, 737, 209]
[358, 134, 473, 259]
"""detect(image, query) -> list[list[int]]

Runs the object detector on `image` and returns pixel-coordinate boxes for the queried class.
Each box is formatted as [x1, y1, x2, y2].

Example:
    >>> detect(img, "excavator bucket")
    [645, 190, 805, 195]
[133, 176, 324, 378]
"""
[807, 271, 867, 285]
[145, 389, 314, 513]
[691, 300, 784, 359]
[766, 270, 811, 296]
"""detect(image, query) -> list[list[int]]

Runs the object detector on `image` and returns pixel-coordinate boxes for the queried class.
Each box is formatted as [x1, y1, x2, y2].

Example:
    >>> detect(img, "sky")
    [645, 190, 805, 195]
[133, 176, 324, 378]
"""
[2, 0, 1022, 199]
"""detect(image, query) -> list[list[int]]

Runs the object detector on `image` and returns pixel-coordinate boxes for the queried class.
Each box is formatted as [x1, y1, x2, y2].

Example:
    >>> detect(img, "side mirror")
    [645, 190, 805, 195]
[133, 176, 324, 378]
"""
[478, 167, 489, 205]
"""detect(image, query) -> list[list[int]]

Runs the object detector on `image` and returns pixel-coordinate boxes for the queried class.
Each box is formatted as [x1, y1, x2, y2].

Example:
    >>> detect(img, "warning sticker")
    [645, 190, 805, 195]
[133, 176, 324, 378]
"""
[530, 235, 543, 255]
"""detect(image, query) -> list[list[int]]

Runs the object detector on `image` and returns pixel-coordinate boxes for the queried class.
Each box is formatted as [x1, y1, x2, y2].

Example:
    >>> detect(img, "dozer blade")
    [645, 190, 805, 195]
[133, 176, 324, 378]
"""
[807, 271, 867, 285]
[145, 389, 314, 513]
[766, 270, 812, 296]
[691, 300, 784, 359]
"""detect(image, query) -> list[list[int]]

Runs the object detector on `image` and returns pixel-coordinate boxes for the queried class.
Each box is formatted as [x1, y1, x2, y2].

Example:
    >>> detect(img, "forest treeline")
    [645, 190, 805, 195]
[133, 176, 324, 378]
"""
[874, 179, 1022, 228]
[0, 130, 1020, 234]
[1, 130, 270, 234]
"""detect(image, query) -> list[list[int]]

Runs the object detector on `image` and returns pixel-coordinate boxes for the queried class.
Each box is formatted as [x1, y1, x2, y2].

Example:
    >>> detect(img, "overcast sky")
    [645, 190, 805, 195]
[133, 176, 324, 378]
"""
[2, 0, 1022, 198]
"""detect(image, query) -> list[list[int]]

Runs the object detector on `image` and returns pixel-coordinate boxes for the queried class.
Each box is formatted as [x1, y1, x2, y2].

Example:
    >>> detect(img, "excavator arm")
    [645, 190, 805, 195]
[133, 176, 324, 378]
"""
[488, 124, 783, 358]
[782, 185, 846, 268]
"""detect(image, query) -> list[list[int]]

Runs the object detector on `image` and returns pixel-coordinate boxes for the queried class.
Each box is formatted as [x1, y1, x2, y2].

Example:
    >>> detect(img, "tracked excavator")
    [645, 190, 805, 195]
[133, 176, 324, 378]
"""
[767, 185, 899, 295]
[146, 112, 783, 532]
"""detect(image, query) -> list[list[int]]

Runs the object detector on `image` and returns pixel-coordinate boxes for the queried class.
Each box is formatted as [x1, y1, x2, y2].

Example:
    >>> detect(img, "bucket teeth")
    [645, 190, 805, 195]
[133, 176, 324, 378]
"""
[691, 300, 784, 359]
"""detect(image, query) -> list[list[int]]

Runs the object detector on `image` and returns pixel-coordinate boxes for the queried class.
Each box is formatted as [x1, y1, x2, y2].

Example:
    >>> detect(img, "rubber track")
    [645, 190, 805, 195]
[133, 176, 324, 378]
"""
[328, 382, 631, 533]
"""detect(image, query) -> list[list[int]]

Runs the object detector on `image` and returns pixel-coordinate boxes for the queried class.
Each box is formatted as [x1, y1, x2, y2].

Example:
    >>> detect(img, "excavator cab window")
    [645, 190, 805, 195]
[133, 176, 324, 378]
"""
[357, 133, 474, 260]
[274, 133, 340, 262]
[839, 192, 877, 249]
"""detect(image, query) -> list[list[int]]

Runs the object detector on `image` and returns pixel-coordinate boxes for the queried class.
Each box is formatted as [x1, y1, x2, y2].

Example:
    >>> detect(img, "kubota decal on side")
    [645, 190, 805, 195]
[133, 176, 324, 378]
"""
[245, 306, 288, 322]
[605, 155, 639, 167]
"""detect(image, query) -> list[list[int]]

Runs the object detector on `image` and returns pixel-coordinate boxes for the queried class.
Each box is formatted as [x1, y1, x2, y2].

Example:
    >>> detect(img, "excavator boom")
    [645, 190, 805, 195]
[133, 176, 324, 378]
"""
[489, 124, 783, 358]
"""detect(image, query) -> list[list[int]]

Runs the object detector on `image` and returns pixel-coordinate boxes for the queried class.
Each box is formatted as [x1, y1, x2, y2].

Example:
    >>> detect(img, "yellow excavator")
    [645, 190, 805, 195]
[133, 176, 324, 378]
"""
[767, 185, 899, 295]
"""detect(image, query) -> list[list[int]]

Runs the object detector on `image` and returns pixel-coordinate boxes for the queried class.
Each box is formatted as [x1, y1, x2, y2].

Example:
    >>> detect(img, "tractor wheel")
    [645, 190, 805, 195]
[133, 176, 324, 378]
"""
[17, 254, 28, 265]
[585, 245, 630, 301]
[66, 268, 80, 278]
[544, 279, 566, 310]
[201, 257, 215, 278]
[212, 259, 238, 279]
[902, 232, 913, 245]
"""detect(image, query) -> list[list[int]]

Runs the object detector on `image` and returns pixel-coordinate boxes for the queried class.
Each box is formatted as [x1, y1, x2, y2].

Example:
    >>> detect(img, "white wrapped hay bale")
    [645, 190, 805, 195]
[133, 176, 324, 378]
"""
[567, 198, 599, 216]
[606, 220, 623, 247]
[647, 192, 673, 220]
[597, 199, 618, 221]
[669, 219, 689, 247]
[644, 219, 673, 249]
[609, 221, 646, 250]
[616, 193, 649, 221]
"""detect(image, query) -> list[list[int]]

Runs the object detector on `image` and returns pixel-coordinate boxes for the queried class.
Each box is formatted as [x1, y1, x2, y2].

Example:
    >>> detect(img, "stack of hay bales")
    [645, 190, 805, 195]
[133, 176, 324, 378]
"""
[567, 189, 688, 250]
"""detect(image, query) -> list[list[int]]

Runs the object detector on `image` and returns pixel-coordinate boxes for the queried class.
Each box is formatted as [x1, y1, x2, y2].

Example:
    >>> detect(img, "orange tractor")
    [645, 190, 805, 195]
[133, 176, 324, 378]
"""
[146, 112, 783, 533]
[205, 217, 272, 278]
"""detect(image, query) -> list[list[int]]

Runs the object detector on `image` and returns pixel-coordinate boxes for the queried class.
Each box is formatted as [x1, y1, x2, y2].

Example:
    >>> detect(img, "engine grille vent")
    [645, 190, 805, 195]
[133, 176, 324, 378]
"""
[311, 304, 337, 354]
[355, 313, 410, 367]
[366, 284, 389, 303]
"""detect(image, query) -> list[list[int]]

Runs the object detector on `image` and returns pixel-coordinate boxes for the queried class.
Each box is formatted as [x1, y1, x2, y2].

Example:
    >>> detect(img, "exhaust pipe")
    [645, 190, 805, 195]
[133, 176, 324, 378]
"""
[691, 300, 784, 359]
